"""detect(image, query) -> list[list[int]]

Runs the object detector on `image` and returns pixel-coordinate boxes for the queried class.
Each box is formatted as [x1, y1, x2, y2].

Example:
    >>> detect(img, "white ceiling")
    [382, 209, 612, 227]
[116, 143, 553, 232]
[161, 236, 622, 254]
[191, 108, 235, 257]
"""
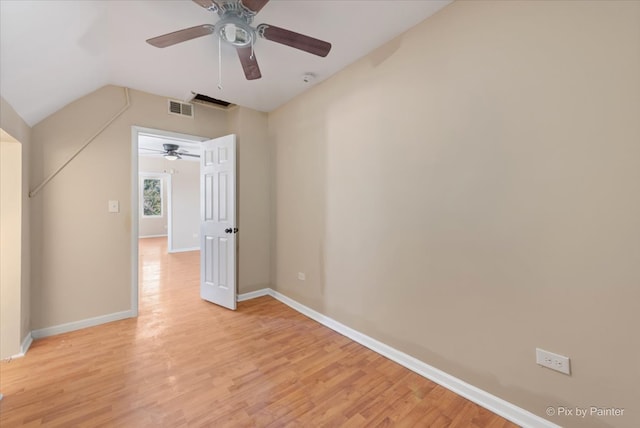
[0, 0, 451, 127]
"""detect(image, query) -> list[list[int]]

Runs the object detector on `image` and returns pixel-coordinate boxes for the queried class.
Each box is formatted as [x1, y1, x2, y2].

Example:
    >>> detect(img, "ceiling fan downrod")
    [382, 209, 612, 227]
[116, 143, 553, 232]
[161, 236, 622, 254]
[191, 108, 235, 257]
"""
[218, 36, 223, 90]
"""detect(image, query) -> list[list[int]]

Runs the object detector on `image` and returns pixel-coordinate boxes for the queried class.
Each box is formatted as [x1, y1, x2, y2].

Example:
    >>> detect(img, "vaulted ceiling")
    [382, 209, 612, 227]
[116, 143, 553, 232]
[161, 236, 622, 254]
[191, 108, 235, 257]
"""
[0, 0, 451, 127]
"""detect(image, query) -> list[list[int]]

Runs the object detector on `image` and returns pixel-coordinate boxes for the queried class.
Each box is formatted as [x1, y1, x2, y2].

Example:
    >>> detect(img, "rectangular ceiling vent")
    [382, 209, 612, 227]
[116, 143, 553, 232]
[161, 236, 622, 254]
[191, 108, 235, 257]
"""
[191, 93, 234, 110]
[168, 100, 194, 118]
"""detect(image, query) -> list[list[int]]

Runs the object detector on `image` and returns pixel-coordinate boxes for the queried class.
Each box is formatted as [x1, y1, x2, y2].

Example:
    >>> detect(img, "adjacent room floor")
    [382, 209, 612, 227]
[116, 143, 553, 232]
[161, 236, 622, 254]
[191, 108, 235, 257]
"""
[0, 237, 516, 427]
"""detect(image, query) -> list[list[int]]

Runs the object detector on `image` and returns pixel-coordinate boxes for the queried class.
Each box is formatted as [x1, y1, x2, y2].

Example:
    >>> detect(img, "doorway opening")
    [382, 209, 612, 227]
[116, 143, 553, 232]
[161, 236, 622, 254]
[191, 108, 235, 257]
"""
[131, 127, 210, 316]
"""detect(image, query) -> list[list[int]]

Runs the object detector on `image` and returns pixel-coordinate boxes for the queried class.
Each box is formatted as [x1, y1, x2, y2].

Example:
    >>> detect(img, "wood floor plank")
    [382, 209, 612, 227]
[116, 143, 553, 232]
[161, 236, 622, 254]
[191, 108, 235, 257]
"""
[0, 237, 518, 427]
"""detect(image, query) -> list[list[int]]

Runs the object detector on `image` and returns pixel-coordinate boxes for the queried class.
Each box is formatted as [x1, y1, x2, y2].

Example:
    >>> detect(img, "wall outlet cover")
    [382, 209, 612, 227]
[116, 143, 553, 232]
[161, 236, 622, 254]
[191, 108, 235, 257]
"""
[536, 348, 571, 375]
[108, 200, 120, 213]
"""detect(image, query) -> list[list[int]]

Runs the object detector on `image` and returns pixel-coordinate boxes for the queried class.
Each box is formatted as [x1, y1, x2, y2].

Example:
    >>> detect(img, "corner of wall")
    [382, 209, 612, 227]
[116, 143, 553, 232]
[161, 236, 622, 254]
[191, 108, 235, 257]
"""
[0, 96, 33, 354]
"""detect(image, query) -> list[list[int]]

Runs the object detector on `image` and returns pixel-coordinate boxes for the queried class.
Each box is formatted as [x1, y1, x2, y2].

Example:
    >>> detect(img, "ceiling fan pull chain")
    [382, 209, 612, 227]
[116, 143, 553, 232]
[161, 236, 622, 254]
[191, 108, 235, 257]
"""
[251, 37, 255, 60]
[218, 36, 223, 90]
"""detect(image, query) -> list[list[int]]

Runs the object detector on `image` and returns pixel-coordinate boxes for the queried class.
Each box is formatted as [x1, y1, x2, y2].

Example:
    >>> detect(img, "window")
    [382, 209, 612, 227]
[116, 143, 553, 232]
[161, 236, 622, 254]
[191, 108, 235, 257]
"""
[142, 178, 162, 217]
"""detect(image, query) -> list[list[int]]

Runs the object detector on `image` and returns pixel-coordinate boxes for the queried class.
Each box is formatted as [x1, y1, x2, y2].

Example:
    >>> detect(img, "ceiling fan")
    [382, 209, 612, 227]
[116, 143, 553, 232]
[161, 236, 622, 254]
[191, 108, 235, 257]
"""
[140, 143, 200, 161]
[146, 0, 332, 81]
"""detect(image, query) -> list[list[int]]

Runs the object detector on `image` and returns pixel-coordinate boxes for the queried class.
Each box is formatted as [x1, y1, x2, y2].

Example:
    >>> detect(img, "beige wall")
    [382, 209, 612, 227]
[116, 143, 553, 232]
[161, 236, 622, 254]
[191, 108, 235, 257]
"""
[228, 107, 272, 293]
[29, 86, 273, 329]
[29, 85, 230, 329]
[0, 96, 31, 352]
[268, 2, 640, 428]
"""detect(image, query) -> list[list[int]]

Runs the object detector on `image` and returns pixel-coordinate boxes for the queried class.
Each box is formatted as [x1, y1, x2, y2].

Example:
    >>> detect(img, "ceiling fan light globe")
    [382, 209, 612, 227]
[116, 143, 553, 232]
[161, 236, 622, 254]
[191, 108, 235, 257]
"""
[217, 17, 253, 47]
[164, 154, 179, 161]
[224, 23, 237, 43]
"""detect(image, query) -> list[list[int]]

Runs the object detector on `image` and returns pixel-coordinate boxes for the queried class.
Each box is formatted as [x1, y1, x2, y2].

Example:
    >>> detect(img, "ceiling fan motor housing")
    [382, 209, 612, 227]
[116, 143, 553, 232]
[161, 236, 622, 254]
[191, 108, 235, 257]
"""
[214, 0, 257, 47]
[217, 16, 255, 47]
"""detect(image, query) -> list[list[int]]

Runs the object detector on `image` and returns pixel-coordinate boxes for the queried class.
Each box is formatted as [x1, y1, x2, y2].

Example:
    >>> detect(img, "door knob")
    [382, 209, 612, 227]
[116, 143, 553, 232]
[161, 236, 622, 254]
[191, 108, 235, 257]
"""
[225, 228, 232, 233]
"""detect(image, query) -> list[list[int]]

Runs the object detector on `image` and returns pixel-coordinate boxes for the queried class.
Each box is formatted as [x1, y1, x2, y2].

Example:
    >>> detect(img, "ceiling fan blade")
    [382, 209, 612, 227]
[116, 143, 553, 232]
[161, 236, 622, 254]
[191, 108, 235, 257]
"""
[192, 0, 217, 11]
[146, 24, 215, 48]
[241, 0, 270, 14]
[181, 153, 201, 158]
[237, 46, 262, 80]
[140, 148, 167, 153]
[257, 24, 331, 57]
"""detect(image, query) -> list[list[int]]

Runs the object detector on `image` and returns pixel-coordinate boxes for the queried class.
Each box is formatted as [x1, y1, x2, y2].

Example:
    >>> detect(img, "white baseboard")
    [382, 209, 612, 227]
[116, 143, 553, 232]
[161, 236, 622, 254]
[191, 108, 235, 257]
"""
[8, 332, 33, 359]
[20, 332, 32, 355]
[31, 310, 135, 339]
[168, 246, 199, 253]
[240, 288, 558, 428]
[138, 234, 168, 238]
[237, 289, 271, 301]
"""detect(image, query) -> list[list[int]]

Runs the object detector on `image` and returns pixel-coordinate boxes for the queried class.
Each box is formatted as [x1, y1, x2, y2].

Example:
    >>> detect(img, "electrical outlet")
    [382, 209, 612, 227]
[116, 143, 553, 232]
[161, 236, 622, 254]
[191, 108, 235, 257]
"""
[297, 272, 306, 281]
[108, 200, 119, 213]
[536, 348, 571, 375]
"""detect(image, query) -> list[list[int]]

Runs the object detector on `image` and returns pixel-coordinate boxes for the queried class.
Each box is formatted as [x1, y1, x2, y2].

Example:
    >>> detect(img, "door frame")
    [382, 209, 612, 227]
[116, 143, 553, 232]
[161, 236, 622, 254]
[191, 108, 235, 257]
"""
[130, 126, 211, 316]
[0, 134, 23, 359]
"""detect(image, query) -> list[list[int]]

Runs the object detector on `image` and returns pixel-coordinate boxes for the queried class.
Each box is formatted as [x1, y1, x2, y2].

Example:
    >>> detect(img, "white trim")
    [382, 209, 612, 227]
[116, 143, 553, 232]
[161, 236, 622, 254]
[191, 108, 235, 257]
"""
[139, 234, 168, 239]
[20, 332, 32, 355]
[168, 246, 200, 253]
[31, 310, 134, 339]
[9, 332, 33, 359]
[131, 128, 139, 317]
[237, 289, 270, 301]
[239, 288, 558, 428]
[166, 173, 173, 252]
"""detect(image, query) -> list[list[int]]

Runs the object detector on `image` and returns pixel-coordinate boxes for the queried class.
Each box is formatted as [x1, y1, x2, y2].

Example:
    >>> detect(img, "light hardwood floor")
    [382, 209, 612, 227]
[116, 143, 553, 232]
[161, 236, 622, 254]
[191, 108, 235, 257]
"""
[0, 237, 517, 427]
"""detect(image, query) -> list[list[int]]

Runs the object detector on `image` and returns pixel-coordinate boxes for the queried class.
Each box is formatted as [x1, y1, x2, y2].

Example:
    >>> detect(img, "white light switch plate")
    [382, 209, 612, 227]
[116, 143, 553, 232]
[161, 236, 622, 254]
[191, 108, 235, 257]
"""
[108, 200, 119, 213]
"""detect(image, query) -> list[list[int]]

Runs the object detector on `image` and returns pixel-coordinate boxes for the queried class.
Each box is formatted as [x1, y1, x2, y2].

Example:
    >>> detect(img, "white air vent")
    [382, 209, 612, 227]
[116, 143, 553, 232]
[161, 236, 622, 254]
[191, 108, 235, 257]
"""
[168, 100, 194, 118]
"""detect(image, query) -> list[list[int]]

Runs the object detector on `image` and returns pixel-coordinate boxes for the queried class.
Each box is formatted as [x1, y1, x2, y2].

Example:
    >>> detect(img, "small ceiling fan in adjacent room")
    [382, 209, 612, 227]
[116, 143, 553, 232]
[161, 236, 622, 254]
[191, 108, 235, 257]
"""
[140, 143, 200, 161]
[146, 0, 332, 81]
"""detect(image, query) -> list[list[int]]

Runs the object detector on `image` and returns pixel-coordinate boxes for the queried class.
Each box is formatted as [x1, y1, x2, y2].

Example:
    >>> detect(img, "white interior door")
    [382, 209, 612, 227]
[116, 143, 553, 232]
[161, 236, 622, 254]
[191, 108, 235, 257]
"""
[200, 134, 236, 310]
